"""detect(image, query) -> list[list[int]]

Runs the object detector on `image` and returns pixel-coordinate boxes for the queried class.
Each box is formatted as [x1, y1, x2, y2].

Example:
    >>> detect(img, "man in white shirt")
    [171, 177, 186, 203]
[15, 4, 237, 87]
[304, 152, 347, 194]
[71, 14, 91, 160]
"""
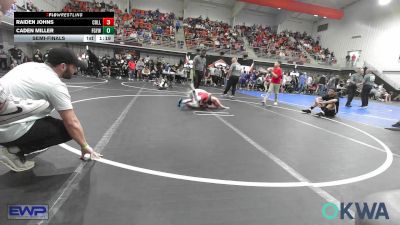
[0, 48, 102, 172]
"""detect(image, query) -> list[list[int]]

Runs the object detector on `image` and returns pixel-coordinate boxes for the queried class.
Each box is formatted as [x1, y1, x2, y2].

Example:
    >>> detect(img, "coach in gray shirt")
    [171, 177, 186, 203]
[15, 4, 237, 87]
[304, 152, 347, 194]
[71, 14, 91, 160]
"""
[345, 67, 363, 107]
[222, 57, 242, 97]
[360, 69, 375, 108]
[193, 49, 206, 88]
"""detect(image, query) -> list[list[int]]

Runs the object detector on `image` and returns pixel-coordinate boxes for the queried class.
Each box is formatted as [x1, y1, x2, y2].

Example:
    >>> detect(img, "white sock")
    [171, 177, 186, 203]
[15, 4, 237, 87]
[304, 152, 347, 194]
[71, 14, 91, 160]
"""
[263, 94, 269, 102]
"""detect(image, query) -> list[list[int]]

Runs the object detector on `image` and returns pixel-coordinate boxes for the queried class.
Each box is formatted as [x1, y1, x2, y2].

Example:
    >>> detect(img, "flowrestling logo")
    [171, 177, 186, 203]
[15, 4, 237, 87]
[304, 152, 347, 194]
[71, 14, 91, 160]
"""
[8, 205, 48, 220]
[322, 202, 389, 220]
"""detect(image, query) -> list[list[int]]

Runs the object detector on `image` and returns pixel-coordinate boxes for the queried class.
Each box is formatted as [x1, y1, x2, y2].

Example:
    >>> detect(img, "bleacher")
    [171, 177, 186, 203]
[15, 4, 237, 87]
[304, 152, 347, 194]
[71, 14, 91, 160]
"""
[62, 1, 177, 48]
[183, 17, 245, 55]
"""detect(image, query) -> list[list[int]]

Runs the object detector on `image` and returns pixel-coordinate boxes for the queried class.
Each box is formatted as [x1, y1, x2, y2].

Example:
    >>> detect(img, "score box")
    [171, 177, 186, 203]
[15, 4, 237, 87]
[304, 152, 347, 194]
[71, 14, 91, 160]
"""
[102, 18, 114, 26]
[102, 26, 114, 34]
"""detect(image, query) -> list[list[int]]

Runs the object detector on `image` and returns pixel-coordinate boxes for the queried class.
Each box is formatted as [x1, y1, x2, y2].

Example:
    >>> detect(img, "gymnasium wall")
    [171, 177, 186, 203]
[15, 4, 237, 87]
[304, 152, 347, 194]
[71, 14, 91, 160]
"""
[312, 0, 400, 71]
[185, 1, 232, 23]
[15, 0, 129, 12]
[131, 0, 184, 17]
[16, 0, 69, 11]
[277, 18, 313, 34]
[234, 9, 276, 27]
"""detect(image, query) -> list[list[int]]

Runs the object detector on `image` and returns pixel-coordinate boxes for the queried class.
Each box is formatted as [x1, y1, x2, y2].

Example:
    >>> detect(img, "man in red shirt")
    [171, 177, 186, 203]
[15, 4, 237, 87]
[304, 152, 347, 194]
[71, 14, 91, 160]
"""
[128, 59, 136, 81]
[262, 61, 282, 106]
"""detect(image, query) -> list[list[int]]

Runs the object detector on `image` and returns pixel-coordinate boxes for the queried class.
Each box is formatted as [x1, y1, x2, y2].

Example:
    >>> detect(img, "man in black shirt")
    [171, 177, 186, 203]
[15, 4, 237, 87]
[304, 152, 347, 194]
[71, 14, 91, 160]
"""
[32, 49, 43, 63]
[317, 75, 327, 96]
[302, 88, 339, 117]
[43, 49, 50, 62]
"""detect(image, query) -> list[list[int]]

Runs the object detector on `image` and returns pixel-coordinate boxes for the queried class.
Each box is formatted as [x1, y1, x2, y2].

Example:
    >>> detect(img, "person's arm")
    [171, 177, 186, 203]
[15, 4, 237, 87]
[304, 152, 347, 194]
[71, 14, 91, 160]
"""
[322, 98, 338, 104]
[362, 74, 368, 84]
[58, 109, 102, 159]
[227, 65, 233, 79]
[315, 96, 324, 103]
[268, 67, 279, 78]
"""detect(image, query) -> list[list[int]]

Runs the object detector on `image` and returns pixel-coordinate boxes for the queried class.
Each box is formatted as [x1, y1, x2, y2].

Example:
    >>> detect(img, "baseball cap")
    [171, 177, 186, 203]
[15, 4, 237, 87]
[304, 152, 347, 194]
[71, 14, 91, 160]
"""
[46, 48, 86, 69]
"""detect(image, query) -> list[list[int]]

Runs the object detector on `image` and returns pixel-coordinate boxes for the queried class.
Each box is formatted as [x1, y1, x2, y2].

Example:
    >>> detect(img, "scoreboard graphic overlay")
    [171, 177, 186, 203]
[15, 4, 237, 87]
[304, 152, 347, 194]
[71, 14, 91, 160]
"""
[14, 12, 115, 43]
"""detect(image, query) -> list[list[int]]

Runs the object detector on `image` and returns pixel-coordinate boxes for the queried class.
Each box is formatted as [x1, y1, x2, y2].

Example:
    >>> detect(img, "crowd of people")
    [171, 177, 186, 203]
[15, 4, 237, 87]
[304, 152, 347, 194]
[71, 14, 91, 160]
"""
[0, 46, 32, 71]
[114, 8, 176, 47]
[184, 17, 246, 54]
[241, 25, 336, 65]
[78, 51, 188, 85]
[63, 1, 177, 47]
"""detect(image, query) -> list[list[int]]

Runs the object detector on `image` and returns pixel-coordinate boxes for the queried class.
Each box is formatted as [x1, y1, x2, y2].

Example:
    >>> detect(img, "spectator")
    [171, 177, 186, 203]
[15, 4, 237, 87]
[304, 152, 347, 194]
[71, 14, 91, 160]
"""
[0, 46, 8, 71]
[351, 54, 357, 67]
[298, 72, 307, 93]
[317, 74, 327, 96]
[136, 58, 145, 81]
[5, 0, 17, 17]
[128, 59, 136, 81]
[0, 0, 14, 17]
[306, 75, 313, 92]
[32, 49, 43, 63]
[142, 66, 151, 81]
[302, 88, 339, 117]
[176, 20, 180, 32]
[262, 61, 282, 106]
[346, 54, 350, 65]
[327, 76, 337, 91]
[43, 49, 50, 62]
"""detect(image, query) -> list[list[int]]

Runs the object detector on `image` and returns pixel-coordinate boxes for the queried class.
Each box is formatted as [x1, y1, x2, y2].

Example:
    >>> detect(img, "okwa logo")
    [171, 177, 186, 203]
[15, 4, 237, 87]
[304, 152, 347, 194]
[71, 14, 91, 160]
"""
[322, 202, 389, 220]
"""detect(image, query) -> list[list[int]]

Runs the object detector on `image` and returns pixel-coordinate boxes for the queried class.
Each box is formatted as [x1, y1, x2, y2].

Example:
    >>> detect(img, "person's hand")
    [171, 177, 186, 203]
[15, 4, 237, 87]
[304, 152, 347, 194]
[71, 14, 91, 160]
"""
[80, 145, 103, 160]
[267, 67, 273, 71]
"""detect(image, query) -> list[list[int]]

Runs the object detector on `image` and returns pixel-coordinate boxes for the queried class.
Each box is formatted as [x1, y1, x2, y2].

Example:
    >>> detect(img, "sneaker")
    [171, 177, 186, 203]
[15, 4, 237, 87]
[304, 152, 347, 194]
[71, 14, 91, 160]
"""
[345, 104, 352, 107]
[314, 112, 325, 117]
[302, 109, 312, 114]
[178, 98, 182, 107]
[273, 102, 278, 106]
[360, 106, 368, 109]
[229, 95, 234, 99]
[221, 94, 227, 98]
[0, 147, 35, 172]
[392, 122, 400, 128]
[0, 96, 49, 125]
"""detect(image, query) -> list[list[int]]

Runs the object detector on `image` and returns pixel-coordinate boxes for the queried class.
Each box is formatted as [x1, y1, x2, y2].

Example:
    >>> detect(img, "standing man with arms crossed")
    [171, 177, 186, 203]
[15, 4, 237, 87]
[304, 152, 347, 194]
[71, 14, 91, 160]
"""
[222, 57, 241, 98]
[345, 67, 363, 107]
[0, 48, 102, 172]
[262, 61, 282, 106]
[360, 69, 375, 108]
[193, 49, 207, 89]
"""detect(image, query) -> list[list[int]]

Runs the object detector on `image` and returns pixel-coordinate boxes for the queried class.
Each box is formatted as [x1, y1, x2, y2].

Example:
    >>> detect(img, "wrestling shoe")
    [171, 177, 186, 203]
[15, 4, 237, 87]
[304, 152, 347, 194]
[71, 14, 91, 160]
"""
[178, 98, 183, 107]
[302, 109, 312, 114]
[0, 96, 49, 125]
[0, 147, 35, 172]
[392, 122, 400, 128]
[314, 112, 325, 117]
